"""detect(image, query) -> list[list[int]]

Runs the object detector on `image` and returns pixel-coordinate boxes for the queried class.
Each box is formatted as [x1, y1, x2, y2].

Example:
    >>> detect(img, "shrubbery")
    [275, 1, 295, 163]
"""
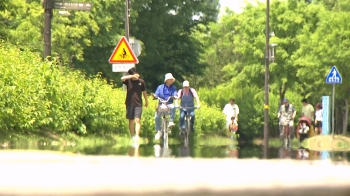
[0, 42, 226, 138]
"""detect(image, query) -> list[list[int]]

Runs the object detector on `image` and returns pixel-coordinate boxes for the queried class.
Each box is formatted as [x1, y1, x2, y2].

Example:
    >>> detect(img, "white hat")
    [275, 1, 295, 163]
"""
[183, 80, 190, 87]
[164, 73, 175, 82]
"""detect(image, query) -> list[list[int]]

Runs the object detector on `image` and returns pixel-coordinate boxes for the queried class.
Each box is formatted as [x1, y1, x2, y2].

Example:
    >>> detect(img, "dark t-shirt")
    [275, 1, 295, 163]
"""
[123, 79, 146, 107]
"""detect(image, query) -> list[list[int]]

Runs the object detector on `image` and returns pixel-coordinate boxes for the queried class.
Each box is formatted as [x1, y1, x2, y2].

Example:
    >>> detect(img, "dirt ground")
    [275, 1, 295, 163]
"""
[0, 150, 349, 196]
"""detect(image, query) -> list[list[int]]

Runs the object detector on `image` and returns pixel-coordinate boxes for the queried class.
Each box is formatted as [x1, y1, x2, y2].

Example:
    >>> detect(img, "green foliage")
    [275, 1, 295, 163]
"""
[0, 42, 226, 137]
[0, 42, 126, 135]
[132, 0, 220, 89]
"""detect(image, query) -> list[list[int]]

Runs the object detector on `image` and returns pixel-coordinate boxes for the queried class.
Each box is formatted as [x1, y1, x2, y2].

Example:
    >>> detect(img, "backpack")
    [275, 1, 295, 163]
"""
[179, 88, 194, 99]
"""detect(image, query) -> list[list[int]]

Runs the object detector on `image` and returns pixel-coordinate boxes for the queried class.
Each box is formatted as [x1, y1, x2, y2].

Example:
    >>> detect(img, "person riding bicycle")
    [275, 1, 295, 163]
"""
[153, 73, 178, 140]
[277, 98, 296, 137]
[177, 80, 200, 133]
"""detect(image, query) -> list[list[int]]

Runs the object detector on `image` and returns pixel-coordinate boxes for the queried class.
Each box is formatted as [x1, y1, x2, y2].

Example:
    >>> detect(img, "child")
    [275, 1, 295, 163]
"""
[314, 103, 323, 135]
[228, 117, 239, 139]
[299, 122, 309, 134]
[298, 121, 309, 143]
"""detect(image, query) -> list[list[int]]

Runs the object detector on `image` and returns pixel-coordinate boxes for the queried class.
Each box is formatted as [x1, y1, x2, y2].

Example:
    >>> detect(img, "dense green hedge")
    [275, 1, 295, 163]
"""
[0, 42, 226, 138]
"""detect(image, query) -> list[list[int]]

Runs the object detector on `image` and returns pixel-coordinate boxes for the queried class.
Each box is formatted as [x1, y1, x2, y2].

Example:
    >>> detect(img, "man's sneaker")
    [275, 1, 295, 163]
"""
[155, 130, 162, 140]
[168, 122, 175, 127]
[154, 144, 161, 157]
[133, 135, 140, 143]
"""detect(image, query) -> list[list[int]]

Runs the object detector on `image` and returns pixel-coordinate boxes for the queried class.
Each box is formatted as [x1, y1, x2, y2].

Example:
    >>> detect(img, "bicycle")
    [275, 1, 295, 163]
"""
[279, 119, 292, 148]
[178, 106, 197, 147]
[153, 95, 174, 148]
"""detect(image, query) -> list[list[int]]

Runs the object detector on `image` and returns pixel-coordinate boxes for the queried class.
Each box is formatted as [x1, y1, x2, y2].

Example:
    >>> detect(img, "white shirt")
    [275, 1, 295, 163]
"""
[315, 109, 323, 121]
[223, 103, 239, 120]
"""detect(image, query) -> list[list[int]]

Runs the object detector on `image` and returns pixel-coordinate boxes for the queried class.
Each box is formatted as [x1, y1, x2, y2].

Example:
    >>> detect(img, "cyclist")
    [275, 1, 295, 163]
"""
[277, 98, 296, 137]
[153, 73, 178, 140]
[121, 68, 148, 144]
[177, 80, 200, 133]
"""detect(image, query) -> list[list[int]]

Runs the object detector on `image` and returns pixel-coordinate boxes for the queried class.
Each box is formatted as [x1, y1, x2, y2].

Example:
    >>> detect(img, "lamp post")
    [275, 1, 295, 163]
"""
[263, 0, 270, 159]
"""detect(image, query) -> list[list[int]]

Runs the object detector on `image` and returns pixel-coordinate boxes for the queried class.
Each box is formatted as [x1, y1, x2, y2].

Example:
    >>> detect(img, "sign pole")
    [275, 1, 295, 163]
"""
[325, 65, 342, 138]
[122, 0, 131, 90]
[332, 83, 335, 138]
[263, 0, 270, 159]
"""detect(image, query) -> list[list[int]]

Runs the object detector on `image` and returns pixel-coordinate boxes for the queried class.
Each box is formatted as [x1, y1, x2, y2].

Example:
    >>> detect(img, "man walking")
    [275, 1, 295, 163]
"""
[223, 98, 240, 128]
[301, 98, 315, 121]
[121, 68, 148, 144]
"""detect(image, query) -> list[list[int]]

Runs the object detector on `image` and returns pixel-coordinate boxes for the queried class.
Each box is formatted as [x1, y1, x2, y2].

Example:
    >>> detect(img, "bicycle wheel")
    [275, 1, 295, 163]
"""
[284, 126, 290, 148]
[185, 116, 191, 147]
[162, 117, 169, 148]
[281, 125, 287, 148]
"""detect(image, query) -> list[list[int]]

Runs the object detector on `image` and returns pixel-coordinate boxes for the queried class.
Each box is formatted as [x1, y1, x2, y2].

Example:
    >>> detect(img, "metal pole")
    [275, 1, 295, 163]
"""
[43, 0, 53, 60]
[122, 0, 131, 90]
[125, 0, 130, 41]
[332, 84, 335, 138]
[263, 0, 270, 159]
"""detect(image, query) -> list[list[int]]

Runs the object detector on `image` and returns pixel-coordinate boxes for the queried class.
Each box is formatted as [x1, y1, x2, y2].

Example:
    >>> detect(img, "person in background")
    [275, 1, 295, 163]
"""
[278, 98, 296, 137]
[153, 73, 178, 140]
[177, 80, 200, 133]
[227, 116, 239, 139]
[298, 121, 310, 143]
[314, 103, 323, 135]
[223, 98, 240, 128]
[121, 67, 148, 144]
[301, 98, 315, 121]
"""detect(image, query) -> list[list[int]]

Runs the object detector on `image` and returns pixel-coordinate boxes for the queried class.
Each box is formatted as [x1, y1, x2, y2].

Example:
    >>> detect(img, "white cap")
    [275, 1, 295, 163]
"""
[182, 80, 190, 87]
[164, 73, 175, 82]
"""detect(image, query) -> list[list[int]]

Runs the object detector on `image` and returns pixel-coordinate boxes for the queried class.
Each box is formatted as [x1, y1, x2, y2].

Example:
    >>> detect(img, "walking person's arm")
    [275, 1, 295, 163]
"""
[121, 73, 139, 82]
[143, 91, 148, 108]
[235, 105, 239, 122]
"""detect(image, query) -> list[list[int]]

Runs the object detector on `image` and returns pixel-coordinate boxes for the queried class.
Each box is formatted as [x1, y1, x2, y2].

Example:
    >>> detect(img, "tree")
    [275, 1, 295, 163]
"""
[130, 0, 219, 89]
[295, 7, 350, 134]
[212, 0, 324, 104]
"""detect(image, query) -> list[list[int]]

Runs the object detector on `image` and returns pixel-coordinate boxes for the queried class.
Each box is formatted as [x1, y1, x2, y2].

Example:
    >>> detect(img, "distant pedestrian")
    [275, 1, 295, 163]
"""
[301, 98, 315, 121]
[223, 98, 239, 127]
[314, 103, 323, 135]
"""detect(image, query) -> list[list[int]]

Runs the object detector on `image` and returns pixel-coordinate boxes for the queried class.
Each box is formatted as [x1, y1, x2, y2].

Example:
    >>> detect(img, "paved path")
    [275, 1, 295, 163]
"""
[0, 150, 349, 196]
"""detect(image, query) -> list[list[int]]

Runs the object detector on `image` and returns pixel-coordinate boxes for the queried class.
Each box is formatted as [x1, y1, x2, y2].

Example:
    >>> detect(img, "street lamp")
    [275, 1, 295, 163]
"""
[263, 0, 271, 159]
[269, 43, 277, 62]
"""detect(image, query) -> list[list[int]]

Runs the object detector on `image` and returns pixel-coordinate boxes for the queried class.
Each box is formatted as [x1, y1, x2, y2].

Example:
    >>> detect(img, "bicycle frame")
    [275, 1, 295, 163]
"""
[178, 106, 197, 147]
[279, 115, 294, 148]
[154, 95, 174, 148]
[280, 123, 291, 148]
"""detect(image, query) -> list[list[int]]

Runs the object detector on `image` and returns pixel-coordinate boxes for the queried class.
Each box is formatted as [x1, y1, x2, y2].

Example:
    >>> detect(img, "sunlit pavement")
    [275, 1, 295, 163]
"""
[0, 150, 349, 196]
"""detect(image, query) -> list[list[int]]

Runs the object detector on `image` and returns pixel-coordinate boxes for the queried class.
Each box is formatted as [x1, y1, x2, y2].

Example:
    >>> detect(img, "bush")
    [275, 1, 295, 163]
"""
[0, 41, 226, 138]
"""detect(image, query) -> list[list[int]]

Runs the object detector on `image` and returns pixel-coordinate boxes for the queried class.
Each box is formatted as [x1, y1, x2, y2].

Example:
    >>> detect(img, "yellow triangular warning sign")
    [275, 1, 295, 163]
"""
[109, 36, 139, 64]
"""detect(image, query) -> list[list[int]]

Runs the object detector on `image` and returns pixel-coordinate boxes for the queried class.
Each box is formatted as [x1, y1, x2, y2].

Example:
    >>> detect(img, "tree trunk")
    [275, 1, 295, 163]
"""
[343, 99, 348, 135]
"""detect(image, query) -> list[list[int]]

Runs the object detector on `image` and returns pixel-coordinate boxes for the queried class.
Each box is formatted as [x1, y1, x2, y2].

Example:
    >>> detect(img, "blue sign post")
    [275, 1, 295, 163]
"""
[322, 96, 330, 135]
[325, 66, 342, 138]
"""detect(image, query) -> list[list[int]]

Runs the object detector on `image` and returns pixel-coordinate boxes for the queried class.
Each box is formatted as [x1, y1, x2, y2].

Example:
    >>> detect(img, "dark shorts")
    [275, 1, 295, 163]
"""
[315, 121, 322, 128]
[126, 106, 142, 120]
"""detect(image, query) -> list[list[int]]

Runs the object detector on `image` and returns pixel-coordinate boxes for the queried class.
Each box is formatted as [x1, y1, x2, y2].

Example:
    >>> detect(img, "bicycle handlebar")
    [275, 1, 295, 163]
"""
[176, 106, 198, 110]
[152, 94, 175, 103]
